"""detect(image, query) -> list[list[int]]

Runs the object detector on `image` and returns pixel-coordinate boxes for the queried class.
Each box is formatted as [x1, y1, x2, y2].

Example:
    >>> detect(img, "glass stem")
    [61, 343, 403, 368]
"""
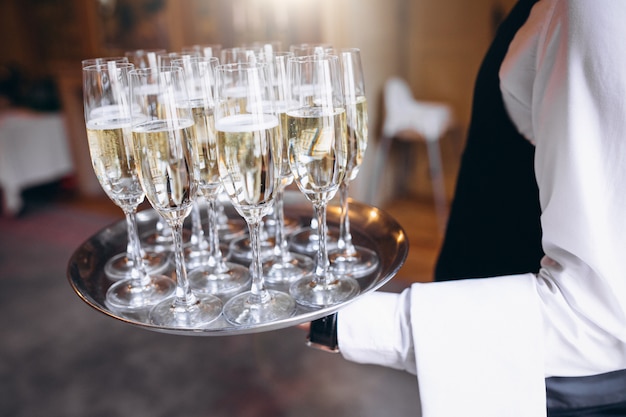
[170, 219, 197, 307]
[206, 196, 226, 270]
[338, 181, 356, 255]
[124, 209, 149, 286]
[190, 200, 207, 249]
[217, 200, 229, 227]
[156, 217, 167, 234]
[313, 201, 330, 284]
[248, 219, 270, 305]
[273, 186, 288, 261]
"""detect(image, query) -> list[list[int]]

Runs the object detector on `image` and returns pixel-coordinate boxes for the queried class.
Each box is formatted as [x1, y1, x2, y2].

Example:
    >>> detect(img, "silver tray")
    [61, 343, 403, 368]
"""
[67, 193, 409, 336]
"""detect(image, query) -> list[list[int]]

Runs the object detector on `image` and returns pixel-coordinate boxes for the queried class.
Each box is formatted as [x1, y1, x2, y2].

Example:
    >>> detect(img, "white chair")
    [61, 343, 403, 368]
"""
[370, 77, 453, 230]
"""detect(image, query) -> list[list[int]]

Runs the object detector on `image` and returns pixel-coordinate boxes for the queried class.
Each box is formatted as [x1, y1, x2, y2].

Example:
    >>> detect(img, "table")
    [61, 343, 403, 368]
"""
[0, 109, 74, 215]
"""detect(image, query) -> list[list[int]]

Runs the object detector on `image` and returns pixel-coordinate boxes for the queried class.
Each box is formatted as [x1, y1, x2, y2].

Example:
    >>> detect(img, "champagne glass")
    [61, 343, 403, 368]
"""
[82, 62, 175, 311]
[328, 48, 379, 278]
[125, 48, 179, 251]
[219, 49, 277, 263]
[259, 51, 314, 284]
[286, 54, 360, 307]
[129, 65, 223, 328]
[287, 43, 340, 255]
[215, 62, 295, 325]
[84, 56, 170, 279]
[173, 56, 251, 296]
[161, 52, 213, 268]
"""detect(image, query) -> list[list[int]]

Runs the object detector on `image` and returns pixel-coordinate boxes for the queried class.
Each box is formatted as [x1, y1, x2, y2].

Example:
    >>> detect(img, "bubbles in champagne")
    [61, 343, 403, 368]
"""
[86, 117, 145, 209]
[345, 95, 368, 181]
[286, 107, 347, 199]
[188, 105, 221, 192]
[132, 119, 197, 221]
[215, 114, 281, 221]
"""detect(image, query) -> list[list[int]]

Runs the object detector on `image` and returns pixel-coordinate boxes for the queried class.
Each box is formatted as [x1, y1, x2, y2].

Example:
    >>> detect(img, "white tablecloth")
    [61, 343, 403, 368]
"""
[0, 109, 74, 215]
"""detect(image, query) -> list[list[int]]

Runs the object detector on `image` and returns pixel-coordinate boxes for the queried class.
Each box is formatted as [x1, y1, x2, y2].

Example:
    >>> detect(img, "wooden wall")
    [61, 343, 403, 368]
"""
[0, 0, 517, 201]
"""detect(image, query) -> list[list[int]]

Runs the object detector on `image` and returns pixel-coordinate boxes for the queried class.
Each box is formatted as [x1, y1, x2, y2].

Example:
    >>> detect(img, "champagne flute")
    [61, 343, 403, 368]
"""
[129, 65, 223, 328]
[173, 55, 251, 296]
[158, 51, 203, 265]
[125, 48, 179, 252]
[328, 48, 379, 277]
[215, 62, 295, 325]
[286, 54, 360, 307]
[82, 62, 175, 311]
[259, 51, 314, 284]
[84, 56, 170, 280]
[287, 43, 340, 255]
[220, 49, 277, 263]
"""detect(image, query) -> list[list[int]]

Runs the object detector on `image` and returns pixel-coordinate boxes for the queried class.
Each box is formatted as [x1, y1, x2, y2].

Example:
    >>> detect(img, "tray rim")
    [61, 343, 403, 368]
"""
[67, 194, 409, 336]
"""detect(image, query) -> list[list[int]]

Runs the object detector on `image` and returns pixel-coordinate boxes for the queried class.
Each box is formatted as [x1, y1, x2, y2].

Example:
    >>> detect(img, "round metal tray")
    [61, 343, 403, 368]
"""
[67, 193, 408, 336]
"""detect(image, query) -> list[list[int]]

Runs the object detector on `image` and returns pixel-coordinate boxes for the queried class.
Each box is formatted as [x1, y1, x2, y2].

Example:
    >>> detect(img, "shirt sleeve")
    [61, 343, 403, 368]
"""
[338, 274, 547, 416]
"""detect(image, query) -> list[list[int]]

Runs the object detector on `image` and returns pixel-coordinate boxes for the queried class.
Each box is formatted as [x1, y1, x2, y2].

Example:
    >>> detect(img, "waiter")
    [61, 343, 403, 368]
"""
[308, 1, 626, 415]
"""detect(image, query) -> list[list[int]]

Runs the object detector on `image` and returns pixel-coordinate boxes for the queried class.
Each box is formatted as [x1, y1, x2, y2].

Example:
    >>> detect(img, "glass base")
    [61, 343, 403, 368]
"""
[289, 226, 340, 255]
[149, 294, 223, 329]
[184, 242, 229, 270]
[228, 235, 276, 264]
[105, 275, 176, 312]
[140, 228, 191, 252]
[188, 262, 251, 296]
[223, 290, 296, 325]
[289, 274, 360, 308]
[104, 251, 170, 281]
[263, 252, 315, 285]
[328, 245, 380, 278]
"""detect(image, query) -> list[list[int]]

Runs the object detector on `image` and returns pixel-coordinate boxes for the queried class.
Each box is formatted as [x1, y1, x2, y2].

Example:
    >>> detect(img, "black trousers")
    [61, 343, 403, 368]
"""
[546, 369, 626, 416]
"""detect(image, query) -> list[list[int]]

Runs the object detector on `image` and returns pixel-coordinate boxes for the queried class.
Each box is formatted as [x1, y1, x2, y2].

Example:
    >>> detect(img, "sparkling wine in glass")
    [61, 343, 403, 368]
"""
[129, 65, 223, 328]
[328, 48, 379, 278]
[215, 62, 296, 325]
[84, 54, 170, 280]
[286, 54, 360, 307]
[287, 44, 340, 255]
[82, 62, 175, 312]
[125, 48, 178, 251]
[257, 51, 314, 285]
[173, 55, 251, 296]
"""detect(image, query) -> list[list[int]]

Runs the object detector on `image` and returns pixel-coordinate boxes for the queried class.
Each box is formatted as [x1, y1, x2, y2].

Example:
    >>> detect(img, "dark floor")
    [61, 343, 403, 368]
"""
[1, 184, 422, 417]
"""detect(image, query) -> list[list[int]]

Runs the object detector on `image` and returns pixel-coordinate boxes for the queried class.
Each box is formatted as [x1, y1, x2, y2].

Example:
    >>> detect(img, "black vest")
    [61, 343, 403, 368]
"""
[434, 0, 543, 281]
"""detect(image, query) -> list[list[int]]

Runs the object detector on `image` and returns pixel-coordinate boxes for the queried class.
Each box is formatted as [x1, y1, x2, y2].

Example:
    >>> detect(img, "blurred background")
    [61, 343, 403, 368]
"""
[0, 0, 516, 208]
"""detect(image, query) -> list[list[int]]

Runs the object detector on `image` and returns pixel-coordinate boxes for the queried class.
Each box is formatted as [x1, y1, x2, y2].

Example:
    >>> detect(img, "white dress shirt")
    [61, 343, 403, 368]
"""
[337, 1, 626, 415]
